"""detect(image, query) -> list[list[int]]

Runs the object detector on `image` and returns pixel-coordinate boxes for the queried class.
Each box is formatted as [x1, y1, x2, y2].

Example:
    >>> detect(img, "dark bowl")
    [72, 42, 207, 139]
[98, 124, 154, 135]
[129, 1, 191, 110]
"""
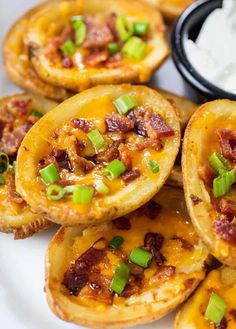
[171, 0, 236, 101]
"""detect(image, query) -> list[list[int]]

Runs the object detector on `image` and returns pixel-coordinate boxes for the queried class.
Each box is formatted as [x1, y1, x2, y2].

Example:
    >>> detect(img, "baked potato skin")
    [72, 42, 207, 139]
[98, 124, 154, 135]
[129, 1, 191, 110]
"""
[0, 94, 56, 239]
[175, 267, 236, 329]
[3, 2, 73, 102]
[25, 0, 169, 92]
[182, 100, 236, 266]
[16, 85, 180, 226]
[45, 186, 209, 329]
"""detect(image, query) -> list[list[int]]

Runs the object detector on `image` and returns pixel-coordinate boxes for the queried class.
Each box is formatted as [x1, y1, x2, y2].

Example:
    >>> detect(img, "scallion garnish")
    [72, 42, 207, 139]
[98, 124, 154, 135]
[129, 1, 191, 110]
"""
[87, 129, 105, 151]
[108, 236, 124, 249]
[46, 184, 65, 201]
[213, 169, 235, 197]
[74, 20, 87, 46]
[129, 247, 153, 268]
[133, 22, 150, 36]
[71, 15, 83, 27]
[122, 36, 147, 60]
[60, 40, 76, 56]
[31, 109, 43, 118]
[95, 180, 110, 195]
[72, 185, 94, 205]
[147, 160, 160, 174]
[104, 159, 126, 180]
[208, 152, 230, 175]
[116, 15, 133, 41]
[39, 163, 59, 185]
[107, 43, 120, 55]
[0, 175, 5, 185]
[111, 261, 130, 294]
[113, 93, 137, 115]
[205, 292, 226, 324]
[13, 161, 16, 173]
[0, 152, 9, 174]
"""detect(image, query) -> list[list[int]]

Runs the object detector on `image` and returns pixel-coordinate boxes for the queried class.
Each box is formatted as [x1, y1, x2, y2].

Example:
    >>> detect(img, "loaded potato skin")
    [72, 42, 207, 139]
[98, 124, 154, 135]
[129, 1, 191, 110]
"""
[16, 85, 180, 226]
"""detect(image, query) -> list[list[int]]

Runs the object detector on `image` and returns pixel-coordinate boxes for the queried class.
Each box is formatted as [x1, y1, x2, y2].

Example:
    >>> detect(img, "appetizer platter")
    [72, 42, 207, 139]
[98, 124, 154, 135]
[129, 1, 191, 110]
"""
[1, 0, 236, 329]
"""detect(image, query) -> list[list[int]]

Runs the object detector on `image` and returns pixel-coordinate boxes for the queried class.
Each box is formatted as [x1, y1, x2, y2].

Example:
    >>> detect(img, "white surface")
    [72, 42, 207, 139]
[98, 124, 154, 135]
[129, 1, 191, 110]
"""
[0, 1, 198, 328]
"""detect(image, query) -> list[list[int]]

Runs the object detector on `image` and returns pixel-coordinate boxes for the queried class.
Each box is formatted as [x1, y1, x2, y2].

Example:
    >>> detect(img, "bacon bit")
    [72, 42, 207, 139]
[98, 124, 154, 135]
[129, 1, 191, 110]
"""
[214, 219, 236, 244]
[106, 12, 119, 41]
[230, 309, 236, 320]
[105, 113, 134, 133]
[37, 155, 59, 173]
[62, 56, 73, 68]
[172, 235, 193, 250]
[154, 265, 176, 281]
[121, 272, 143, 298]
[149, 114, 174, 139]
[118, 143, 132, 171]
[62, 247, 106, 296]
[11, 99, 31, 116]
[190, 194, 203, 206]
[61, 23, 74, 41]
[84, 50, 109, 66]
[215, 317, 228, 329]
[217, 128, 236, 161]
[71, 118, 92, 132]
[138, 200, 162, 220]
[105, 53, 123, 69]
[127, 107, 147, 137]
[198, 163, 215, 187]
[184, 278, 195, 289]
[52, 149, 72, 171]
[44, 37, 62, 61]
[129, 263, 144, 277]
[112, 217, 131, 230]
[76, 156, 95, 174]
[218, 199, 236, 221]
[134, 137, 163, 152]
[7, 180, 25, 205]
[0, 107, 15, 123]
[121, 168, 140, 183]
[0, 120, 5, 139]
[87, 272, 113, 305]
[96, 143, 120, 164]
[144, 232, 165, 266]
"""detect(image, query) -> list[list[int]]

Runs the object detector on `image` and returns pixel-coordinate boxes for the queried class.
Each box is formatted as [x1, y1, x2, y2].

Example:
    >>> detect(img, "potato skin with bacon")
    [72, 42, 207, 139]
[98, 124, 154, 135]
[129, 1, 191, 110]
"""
[25, 0, 169, 92]
[46, 186, 209, 329]
[0, 94, 57, 239]
[16, 85, 180, 226]
[182, 100, 236, 266]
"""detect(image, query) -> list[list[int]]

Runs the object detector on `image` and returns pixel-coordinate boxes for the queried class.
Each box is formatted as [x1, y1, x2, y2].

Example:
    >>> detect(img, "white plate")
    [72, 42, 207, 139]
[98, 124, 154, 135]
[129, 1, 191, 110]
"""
[0, 1, 198, 328]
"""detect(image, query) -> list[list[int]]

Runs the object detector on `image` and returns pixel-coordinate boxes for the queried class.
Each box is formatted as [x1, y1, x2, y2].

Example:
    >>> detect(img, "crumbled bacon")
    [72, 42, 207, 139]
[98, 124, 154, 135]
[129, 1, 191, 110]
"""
[172, 235, 193, 250]
[217, 128, 236, 161]
[154, 265, 176, 282]
[87, 272, 113, 305]
[127, 107, 147, 137]
[76, 156, 95, 173]
[230, 309, 236, 320]
[84, 50, 109, 66]
[112, 217, 131, 230]
[37, 154, 59, 173]
[71, 118, 92, 132]
[7, 180, 25, 204]
[106, 12, 119, 41]
[105, 53, 123, 68]
[11, 99, 31, 116]
[96, 143, 120, 164]
[61, 23, 74, 41]
[144, 232, 165, 266]
[138, 200, 162, 219]
[198, 163, 215, 187]
[121, 168, 140, 183]
[118, 143, 132, 171]
[44, 37, 62, 61]
[216, 317, 228, 329]
[218, 199, 236, 221]
[105, 113, 134, 133]
[52, 149, 72, 171]
[121, 272, 143, 298]
[148, 114, 174, 139]
[190, 194, 203, 206]
[134, 137, 162, 151]
[214, 219, 236, 244]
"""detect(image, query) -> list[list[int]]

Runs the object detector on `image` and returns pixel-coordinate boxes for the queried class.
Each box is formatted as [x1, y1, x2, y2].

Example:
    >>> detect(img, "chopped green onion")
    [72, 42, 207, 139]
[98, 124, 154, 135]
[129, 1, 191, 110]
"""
[13, 161, 16, 173]
[46, 184, 65, 201]
[60, 40, 76, 56]
[111, 261, 130, 294]
[113, 93, 137, 115]
[122, 36, 147, 60]
[208, 152, 230, 175]
[0, 152, 9, 174]
[205, 292, 226, 324]
[0, 175, 5, 185]
[71, 15, 83, 27]
[116, 15, 133, 41]
[87, 129, 105, 151]
[147, 160, 160, 174]
[74, 21, 87, 46]
[95, 180, 110, 195]
[39, 163, 59, 185]
[129, 247, 153, 268]
[213, 169, 235, 197]
[31, 109, 43, 117]
[104, 159, 126, 180]
[72, 185, 94, 204]
[108, 236, 124, 249]
[133, 22, 150, 35]
[107, 43, 120, 54]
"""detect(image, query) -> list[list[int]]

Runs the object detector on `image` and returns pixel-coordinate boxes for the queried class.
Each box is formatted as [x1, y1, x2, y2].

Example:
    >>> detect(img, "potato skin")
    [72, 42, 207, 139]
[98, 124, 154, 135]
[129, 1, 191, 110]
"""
[25, 0, 169, 92]
[3, 1, 73, 101]
[16, 85, 180, 226]
[182, 99, 236, 266]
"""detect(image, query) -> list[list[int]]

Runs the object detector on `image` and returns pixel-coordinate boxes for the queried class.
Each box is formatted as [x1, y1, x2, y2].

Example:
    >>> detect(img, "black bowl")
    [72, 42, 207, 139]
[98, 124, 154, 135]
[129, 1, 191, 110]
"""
[171, 0, 236, 101]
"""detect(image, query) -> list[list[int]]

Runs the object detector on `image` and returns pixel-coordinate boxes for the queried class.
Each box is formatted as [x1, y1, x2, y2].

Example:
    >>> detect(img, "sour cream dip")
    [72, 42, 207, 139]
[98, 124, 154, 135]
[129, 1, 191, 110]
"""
[184, 0, 236, 94]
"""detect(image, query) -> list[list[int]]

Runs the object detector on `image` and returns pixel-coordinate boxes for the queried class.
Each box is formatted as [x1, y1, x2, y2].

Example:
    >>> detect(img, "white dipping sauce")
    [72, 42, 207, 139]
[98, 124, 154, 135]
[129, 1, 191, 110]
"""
[184, 0, 236, 94]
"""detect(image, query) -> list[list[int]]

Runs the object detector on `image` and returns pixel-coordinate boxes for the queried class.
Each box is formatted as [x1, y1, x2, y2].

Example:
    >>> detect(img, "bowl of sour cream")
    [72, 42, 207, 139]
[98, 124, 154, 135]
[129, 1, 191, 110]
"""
[171, 0, 236, 100]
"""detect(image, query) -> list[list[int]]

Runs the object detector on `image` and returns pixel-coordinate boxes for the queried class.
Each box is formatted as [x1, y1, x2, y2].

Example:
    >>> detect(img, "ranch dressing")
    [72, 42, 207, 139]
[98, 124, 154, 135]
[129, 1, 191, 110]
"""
[184, 0, 236, 94]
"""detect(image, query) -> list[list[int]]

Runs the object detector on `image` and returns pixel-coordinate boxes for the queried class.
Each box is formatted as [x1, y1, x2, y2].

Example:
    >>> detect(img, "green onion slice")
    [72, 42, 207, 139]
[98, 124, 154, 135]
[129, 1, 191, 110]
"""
[75, 21, 86, 46]
[213, 169, 235, 197]
[111, 261, 130, 294]
[87, 129, 105, 151]
[122, 36, 147, 60]
[107, 43, 120, 55]
[71, 15, 83, 26]
[72, 185, 94, 205]
[31, 109, 43, 117]
[13, 161, 16, 173]
[205, 292, 226, 324]
[46, 184, 65, 201]
[208, 152, 230, 175]
[0, 152, 9, 174]
[104, 159, 126, 180]
[116, 15, 133, 41]
[39, 163, 59, 185]
[129, 247, 153, 268]
[147, 160, 160, 174]
[0, 175, 5, 185]
[60, 40, 76, 56]
[133, 21, 150, 35]
[113, 93, 137, 115]
[95, 180, 110, 195]
[108, 236, 124, 249]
